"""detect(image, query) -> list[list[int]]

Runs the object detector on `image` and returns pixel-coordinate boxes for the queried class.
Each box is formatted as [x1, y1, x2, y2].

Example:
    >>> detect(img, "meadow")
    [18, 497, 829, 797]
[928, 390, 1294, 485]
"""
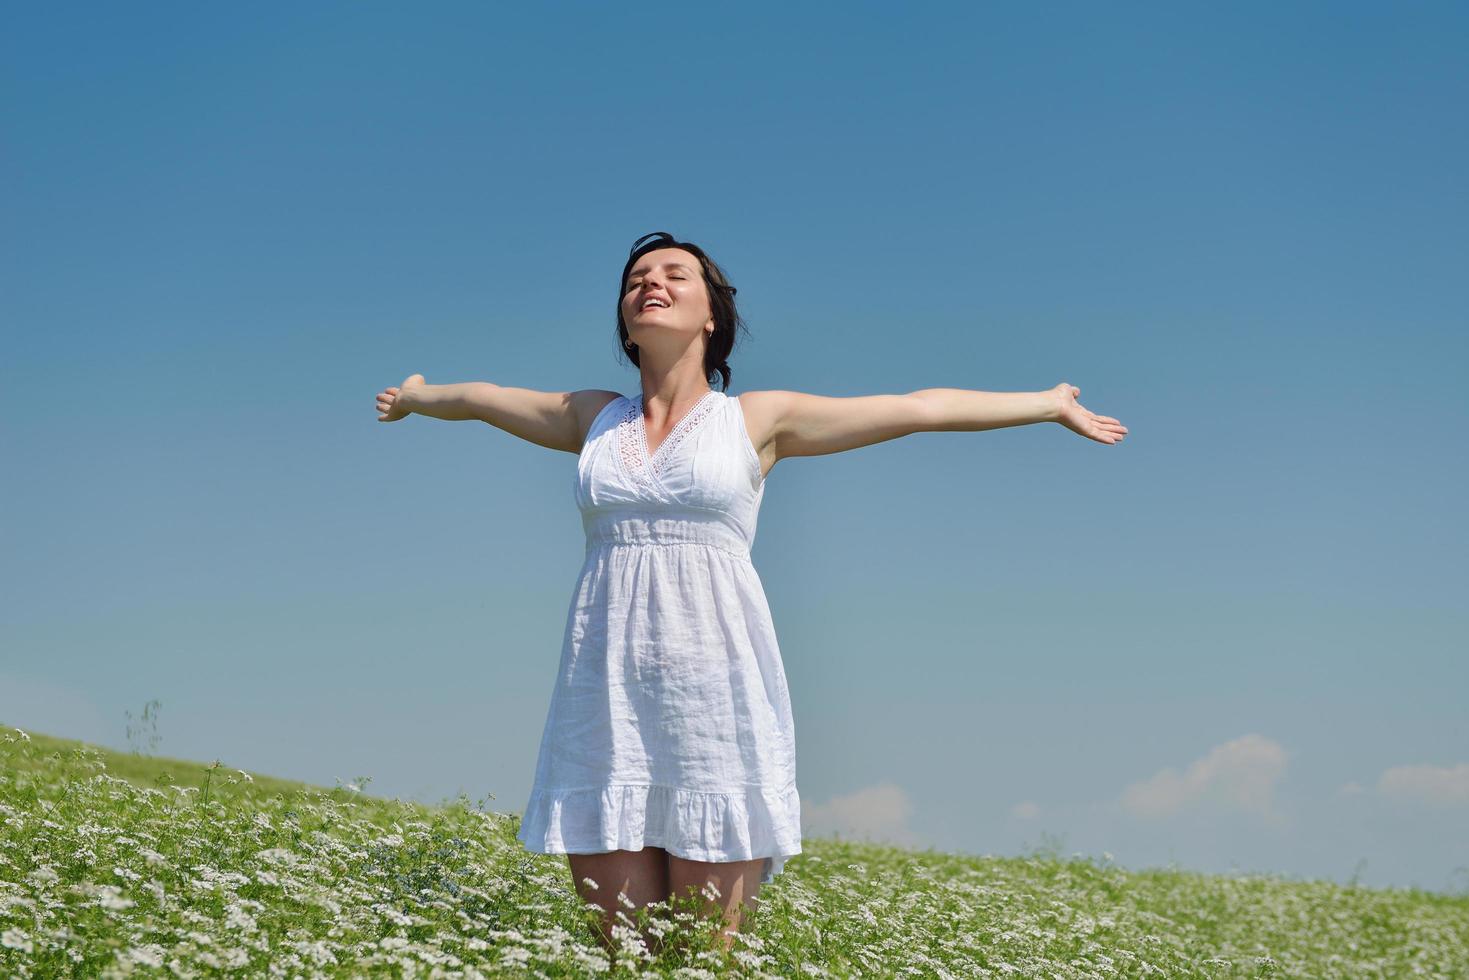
[2, 724, 1466, 978]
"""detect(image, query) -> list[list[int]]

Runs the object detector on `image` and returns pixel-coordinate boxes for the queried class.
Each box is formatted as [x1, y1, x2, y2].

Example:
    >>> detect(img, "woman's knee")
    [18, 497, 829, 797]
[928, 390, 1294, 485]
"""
[666, 854, 765, 921]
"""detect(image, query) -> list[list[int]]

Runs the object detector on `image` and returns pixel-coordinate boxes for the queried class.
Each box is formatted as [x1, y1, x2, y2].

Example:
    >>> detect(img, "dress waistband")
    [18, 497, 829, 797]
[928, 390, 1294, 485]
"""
[583, 511, 751, 560]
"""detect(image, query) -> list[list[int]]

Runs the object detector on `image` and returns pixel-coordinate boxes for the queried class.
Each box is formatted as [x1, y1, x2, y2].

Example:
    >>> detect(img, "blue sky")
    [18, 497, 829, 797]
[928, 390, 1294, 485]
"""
[3, 1, 1466, 894]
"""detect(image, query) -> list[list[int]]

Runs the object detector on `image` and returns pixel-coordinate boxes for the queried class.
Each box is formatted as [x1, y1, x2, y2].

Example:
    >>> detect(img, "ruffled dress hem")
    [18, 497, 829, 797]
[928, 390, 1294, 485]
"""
[517, 782, 802, 885]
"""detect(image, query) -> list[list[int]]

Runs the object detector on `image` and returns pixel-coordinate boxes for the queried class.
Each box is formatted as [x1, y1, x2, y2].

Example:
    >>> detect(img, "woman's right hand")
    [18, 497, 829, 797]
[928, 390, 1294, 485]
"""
[377, 373, 426, 423]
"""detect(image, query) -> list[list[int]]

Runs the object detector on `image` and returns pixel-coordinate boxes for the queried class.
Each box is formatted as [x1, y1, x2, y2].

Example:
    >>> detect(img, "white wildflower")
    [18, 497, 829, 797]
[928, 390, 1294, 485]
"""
[292, 939, 337, 966]
[255, 847, 298, 866]
[224, 904, 258, 932]
[381, 907, 413, 927]
[611, 922, 652, 959]
[126, 945, 165, 967]
[94, 884, 135, 910]
[1, 929, 33, 953]
[27, 866, 59, 886]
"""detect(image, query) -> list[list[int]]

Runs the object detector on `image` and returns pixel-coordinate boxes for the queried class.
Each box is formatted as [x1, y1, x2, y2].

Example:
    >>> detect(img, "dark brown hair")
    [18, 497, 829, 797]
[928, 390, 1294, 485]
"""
[617, 231, 748, 392]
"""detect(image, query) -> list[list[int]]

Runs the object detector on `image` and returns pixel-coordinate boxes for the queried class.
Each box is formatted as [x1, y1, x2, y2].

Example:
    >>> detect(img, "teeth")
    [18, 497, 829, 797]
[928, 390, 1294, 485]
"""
[643, 300, 667, 309]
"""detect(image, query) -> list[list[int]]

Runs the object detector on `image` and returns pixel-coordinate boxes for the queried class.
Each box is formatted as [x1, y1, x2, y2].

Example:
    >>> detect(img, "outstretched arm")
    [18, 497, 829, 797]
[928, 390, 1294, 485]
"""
[913, 383, 1126, 444]
[743, 383, 1126, 468]
[375, 373, 621, 454]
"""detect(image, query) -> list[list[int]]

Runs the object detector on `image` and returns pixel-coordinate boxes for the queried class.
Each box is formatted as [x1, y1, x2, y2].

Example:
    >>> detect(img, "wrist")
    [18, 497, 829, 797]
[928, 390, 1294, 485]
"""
[399, 385, 427, 415]
[1040, 389, 1063, 422]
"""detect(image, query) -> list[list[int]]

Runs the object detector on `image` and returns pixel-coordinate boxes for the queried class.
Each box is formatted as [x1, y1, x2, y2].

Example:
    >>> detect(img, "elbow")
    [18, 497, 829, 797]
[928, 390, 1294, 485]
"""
[904, 390, 939, 434]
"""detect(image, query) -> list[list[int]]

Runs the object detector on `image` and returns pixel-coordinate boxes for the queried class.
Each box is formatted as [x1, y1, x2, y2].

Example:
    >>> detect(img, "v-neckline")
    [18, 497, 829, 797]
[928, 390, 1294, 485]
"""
[636, 389, 720, 469]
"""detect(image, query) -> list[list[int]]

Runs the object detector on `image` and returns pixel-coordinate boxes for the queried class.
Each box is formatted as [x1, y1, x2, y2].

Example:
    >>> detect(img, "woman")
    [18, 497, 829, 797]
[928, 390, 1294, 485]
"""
[375, 231, 1127, 956]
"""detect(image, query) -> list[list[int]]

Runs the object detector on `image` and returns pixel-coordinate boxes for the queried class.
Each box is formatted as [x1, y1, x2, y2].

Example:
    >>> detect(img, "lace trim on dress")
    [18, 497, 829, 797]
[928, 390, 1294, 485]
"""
[616, 391, 721, 478]
[615, 397, 643, 475]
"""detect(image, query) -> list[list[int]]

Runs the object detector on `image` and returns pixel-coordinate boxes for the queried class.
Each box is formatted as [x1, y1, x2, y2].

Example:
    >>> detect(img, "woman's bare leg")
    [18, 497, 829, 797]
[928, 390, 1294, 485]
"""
[666, 854, 767, 954]
[568, 846, 670, 954]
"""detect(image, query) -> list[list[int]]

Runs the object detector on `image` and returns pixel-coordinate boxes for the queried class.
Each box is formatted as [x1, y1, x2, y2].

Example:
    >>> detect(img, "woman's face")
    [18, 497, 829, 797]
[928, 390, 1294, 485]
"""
[622, 247, 713, 347]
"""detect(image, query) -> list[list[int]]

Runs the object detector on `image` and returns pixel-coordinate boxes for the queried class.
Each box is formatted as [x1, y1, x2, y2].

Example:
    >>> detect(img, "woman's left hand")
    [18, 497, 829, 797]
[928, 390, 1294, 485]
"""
[1050, 382, 1128, 445]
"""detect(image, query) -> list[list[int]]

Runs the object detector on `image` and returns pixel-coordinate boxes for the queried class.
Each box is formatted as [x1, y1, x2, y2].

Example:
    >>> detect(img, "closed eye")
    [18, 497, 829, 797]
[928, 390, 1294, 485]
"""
[627, 276, 686, 290]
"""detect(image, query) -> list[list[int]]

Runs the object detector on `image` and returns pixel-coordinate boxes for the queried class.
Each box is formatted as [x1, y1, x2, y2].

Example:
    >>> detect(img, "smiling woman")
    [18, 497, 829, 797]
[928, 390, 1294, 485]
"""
[616, 232, 745, 394]
[373, 229, 1127, 956]
[504, 231, 799, 955]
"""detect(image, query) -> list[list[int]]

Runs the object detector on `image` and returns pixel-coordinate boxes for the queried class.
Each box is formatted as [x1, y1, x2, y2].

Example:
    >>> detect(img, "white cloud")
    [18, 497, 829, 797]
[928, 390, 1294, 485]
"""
[1376, 762, 1469, 806]
[1011, 800, 1041, 820]
[1119, 733, 1288, 822]
[801, 782, 924, 847]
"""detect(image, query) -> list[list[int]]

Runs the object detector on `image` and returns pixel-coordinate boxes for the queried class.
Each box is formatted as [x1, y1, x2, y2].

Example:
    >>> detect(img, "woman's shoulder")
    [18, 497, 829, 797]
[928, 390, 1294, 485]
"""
[572, 389, 628, 450]
[575, 388, 626, 412]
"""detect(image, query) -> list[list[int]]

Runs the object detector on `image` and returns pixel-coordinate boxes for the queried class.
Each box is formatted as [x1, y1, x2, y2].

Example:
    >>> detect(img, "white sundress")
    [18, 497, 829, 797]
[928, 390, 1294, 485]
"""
[516, 388, 802, 885]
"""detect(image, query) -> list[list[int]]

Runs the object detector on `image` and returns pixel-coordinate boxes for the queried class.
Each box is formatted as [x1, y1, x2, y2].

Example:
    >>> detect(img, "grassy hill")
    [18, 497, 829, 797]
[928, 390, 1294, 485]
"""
[2, 724, 1466, 978]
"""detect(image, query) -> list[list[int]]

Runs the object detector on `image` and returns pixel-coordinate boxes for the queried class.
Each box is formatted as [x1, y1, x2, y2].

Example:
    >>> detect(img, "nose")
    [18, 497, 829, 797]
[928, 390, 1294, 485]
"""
[633, 279, 665, 303]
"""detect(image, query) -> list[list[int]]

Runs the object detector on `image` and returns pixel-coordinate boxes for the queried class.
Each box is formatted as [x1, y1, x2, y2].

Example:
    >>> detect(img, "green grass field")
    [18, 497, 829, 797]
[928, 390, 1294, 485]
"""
[2, 723, 1466, 978]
